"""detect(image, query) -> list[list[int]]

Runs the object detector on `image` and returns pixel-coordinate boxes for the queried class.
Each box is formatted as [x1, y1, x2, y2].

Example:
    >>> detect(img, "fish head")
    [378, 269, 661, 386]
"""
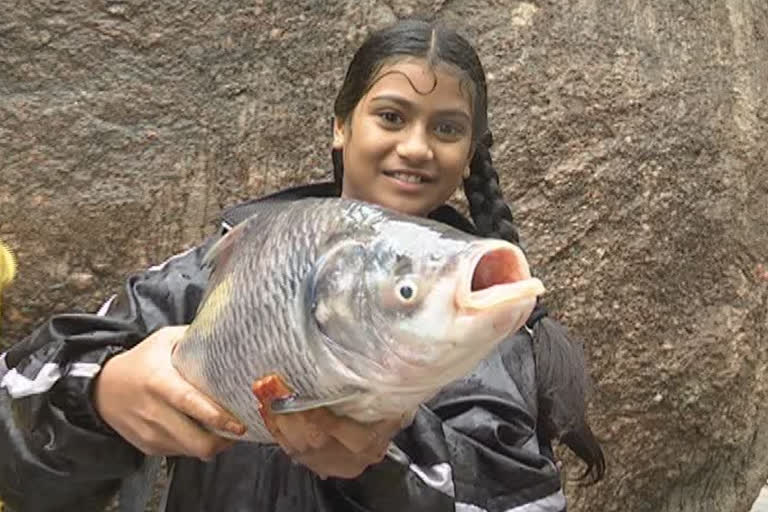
[310, 219, 545, 391]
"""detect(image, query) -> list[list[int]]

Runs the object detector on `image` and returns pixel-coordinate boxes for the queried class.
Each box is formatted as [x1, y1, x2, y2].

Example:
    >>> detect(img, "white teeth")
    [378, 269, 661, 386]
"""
[391, 173, 423, 184]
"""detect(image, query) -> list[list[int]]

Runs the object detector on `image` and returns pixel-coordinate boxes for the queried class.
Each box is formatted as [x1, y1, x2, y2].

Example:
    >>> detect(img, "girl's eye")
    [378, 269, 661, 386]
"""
[395, 279, 418, 303]
[378, 111, 404, 126]
[435, 122, 465, 139]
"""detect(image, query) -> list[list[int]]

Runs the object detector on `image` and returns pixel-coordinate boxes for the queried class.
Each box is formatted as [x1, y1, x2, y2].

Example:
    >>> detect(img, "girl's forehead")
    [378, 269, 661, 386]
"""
[362, 58, 473, 111]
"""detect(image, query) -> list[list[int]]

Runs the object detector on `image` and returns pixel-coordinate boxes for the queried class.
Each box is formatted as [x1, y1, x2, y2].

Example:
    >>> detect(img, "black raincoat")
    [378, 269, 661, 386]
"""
[0, 183, 564, 512]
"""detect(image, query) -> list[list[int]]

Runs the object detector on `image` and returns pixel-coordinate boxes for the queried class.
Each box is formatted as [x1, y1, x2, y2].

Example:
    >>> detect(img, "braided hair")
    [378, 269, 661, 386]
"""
[464, 133, 605, 482]
[331, 19, 605, 483]
[463, 132, 520, 244]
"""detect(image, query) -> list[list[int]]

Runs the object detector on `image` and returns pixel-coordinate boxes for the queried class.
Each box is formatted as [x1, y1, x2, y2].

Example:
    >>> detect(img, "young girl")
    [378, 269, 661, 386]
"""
[0, 19, 604, 512]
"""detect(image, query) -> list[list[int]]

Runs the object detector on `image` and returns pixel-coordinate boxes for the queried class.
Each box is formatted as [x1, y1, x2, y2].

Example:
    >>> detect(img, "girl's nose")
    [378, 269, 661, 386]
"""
[396, 127, 434, 163]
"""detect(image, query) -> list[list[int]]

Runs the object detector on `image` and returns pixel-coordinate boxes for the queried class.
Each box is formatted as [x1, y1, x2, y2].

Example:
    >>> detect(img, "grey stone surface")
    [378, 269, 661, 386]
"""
[1, 1, 767, 511]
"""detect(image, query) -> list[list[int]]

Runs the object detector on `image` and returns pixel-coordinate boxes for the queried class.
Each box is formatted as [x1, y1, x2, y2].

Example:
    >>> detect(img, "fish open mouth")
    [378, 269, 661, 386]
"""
[456, 240, 545, 310]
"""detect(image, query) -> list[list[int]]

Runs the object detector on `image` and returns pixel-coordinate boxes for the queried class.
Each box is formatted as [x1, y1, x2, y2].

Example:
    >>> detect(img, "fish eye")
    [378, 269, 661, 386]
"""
[396, 280, 418, 303]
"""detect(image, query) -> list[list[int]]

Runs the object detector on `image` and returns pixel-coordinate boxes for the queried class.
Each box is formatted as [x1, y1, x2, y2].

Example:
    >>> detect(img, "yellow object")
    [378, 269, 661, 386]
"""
[0, 240, 16, 336]
[0, 241, 15, 289]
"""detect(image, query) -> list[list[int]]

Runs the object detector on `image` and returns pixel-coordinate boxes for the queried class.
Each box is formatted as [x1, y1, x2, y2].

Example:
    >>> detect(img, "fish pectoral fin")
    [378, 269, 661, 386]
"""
[251, 374, 363, 415]
[270, 388, 364, 415]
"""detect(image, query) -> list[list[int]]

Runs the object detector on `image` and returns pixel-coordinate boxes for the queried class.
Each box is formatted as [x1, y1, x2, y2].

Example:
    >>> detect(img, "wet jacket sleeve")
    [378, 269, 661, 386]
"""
[0, 239, 215, 512]
[331, 331, 565, 512]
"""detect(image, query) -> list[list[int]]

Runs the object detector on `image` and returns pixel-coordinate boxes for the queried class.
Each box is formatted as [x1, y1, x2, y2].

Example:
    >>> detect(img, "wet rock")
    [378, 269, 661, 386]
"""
[1, 1, 766, 511]
[67, 272, 95, 292]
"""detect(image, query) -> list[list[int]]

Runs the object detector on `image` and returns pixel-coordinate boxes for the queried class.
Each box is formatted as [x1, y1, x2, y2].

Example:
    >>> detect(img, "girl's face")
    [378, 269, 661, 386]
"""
[335, 59, 475, 217]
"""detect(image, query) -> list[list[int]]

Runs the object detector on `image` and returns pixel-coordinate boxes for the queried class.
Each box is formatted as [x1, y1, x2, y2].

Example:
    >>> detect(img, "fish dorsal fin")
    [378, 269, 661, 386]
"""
[203, 219, 250, 271]
[203, 202, 280, 276]
[196, 219, 253, 316]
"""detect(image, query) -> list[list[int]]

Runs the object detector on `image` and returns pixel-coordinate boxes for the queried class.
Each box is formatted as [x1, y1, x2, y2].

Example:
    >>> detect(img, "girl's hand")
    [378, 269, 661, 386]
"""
[93, 325, 246, 460]
[267, 408, 407, 479]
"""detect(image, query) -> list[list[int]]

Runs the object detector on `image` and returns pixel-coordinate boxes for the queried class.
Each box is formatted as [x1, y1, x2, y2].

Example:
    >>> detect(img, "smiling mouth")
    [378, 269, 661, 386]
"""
[383, 171, 432, 184]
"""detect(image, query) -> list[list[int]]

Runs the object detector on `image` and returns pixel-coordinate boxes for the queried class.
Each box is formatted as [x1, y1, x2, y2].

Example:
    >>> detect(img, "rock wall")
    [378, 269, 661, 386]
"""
[1, 1, 767, 511]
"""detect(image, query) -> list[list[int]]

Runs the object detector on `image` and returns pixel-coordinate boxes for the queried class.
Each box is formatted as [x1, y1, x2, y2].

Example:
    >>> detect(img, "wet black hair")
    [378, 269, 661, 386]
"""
[331, 19, 605, 483]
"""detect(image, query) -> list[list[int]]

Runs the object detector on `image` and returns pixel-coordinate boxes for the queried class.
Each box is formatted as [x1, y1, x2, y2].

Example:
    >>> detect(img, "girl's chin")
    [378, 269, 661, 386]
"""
[342, 180, 439, 216]
[375, 194, 435, 217]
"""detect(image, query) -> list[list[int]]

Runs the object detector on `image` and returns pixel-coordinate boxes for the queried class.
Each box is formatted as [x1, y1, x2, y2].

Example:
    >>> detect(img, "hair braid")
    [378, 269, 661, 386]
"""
[464, 133, 606, 484]
[463, 135, 520, 245]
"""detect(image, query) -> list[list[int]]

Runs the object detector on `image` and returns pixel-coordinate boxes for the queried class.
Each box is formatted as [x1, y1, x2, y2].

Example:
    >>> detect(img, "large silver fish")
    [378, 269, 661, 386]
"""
[171, 197, 545, 442]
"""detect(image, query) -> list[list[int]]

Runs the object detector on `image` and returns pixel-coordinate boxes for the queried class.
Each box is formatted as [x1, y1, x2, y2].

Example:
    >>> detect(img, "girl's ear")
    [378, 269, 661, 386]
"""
[333, 116, 346, 149]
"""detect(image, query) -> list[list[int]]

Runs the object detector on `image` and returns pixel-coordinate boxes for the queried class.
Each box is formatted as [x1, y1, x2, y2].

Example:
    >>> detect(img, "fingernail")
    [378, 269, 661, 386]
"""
[226, 421, 246, 436]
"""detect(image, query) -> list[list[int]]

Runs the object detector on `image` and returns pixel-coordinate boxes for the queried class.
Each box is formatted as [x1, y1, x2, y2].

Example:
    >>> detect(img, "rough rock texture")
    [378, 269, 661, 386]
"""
[1, 1, 767, 511]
